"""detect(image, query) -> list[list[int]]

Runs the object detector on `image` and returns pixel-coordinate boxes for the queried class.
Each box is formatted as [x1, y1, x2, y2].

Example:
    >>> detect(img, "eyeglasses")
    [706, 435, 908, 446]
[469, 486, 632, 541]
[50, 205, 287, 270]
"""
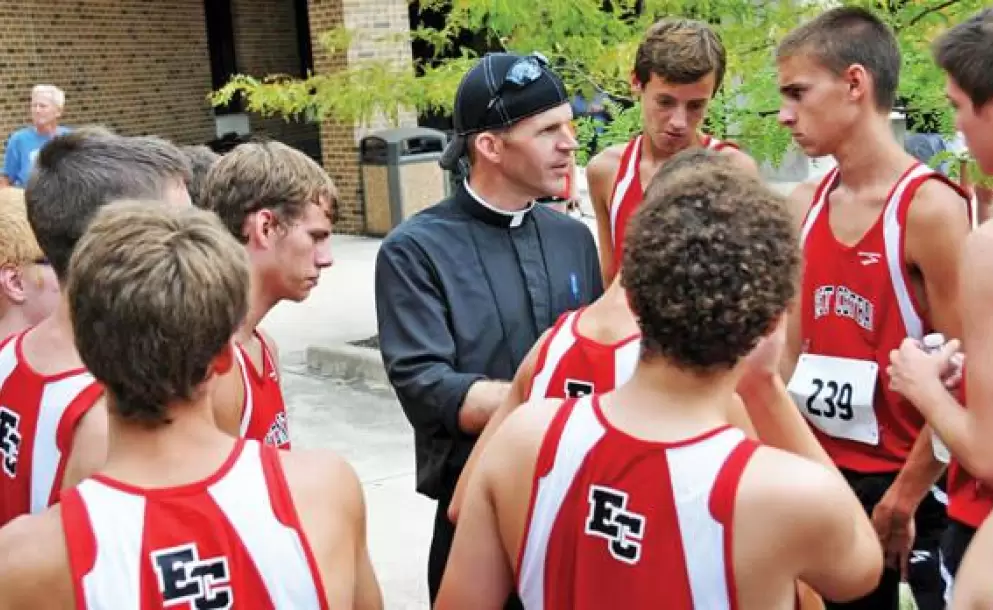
[485, 52, 550, 113]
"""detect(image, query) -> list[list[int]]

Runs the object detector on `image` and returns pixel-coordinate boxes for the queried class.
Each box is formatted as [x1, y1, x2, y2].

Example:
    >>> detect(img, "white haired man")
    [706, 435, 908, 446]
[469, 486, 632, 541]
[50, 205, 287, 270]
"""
[1, 85, 70, 188]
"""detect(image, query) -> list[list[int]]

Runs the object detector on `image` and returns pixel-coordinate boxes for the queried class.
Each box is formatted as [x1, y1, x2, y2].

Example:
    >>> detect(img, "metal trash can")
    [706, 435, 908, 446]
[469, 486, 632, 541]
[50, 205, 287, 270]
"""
[359, 127, 449, 236]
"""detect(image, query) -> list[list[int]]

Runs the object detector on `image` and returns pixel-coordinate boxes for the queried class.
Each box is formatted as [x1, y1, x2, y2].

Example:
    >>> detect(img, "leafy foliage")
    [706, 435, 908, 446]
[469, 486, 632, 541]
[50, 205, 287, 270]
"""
[212, 0, 989, 173]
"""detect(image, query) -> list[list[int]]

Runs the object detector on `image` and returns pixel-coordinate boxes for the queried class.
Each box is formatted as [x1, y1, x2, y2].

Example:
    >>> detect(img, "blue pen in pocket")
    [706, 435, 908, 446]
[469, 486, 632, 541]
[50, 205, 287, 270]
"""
[569, 272, 580, 306]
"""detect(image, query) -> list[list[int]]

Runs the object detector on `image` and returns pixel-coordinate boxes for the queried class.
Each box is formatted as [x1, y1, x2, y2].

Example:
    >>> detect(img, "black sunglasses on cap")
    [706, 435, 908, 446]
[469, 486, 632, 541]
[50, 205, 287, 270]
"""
[484, 52, 550, 113]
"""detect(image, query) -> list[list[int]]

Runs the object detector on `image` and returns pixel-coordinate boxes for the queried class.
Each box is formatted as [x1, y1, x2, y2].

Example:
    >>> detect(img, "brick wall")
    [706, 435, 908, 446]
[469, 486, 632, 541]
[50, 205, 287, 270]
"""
[0, 0, 215, 149]
[308, 0, 417, 235]
[231, 0, 321, 161]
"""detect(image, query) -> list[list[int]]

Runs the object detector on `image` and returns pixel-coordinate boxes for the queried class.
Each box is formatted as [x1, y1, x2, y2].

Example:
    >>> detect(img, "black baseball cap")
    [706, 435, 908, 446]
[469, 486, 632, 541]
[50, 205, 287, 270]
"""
[439, 52, 570, 171]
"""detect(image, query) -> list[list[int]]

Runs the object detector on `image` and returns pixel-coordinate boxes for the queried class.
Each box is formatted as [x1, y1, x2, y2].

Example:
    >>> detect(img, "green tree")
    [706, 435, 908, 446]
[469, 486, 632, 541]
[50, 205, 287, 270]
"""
[211, 0, 987, 172]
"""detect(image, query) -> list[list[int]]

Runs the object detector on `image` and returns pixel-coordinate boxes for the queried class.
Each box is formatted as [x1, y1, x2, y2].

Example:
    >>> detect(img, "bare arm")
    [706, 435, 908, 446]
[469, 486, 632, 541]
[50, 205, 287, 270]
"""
[736, 318, 835, 469]
[586, 148, 621, 287]
[60, 396, 108, 490]
[0, 509, 74, 609]
[890, 224, 993, 484]
[435, 456, 515, 610]
[781, 182, 817, 383]
[449, 329, 547, 522]
[789, 461, 884, 601]
[348, 469, 383, 610]
[738, 375, 835, 470]
[887, 181, 970, 504]
[437, 400, 558, 609]
[457, 381, 512, 434]
[285, 450, 384, 610]
[950, 514, 993, 609]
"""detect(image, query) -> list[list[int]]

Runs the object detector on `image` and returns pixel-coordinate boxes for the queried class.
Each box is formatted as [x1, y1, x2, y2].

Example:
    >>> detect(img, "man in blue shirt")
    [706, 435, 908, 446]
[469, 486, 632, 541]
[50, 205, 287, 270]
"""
[2, 85, 70, 188]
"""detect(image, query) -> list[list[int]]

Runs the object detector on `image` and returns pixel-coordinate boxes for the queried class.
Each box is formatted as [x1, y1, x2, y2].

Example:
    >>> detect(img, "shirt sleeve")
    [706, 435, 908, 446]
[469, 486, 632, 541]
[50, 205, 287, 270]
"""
[3, 132, 20, 183]
[374, 233, 485, 439]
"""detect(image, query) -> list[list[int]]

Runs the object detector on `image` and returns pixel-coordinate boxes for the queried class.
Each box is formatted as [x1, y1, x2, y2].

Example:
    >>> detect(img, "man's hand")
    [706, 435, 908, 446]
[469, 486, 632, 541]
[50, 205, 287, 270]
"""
[737, 316, 787, 396]
[457, 380, 511, 435]
[870, 490, 916, 580]
[887, 338, 961, 407]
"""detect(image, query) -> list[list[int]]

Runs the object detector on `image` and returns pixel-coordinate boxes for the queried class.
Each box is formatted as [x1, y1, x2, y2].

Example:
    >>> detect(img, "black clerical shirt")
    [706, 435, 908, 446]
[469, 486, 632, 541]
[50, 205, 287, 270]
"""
[375, 181, 603, 499]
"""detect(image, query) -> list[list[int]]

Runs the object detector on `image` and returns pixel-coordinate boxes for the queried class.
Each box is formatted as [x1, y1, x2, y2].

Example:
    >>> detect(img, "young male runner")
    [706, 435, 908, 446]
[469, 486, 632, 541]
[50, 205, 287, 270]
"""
[885, 7, 993, 602]
[0, 200, 382, 610]
[587, 16, 758, 285]
[437, 160, 882, 610]
[776, 7, 973, 609]
[0, 132, 192, 528]
[202, 141, 337, 449]
[0, 188, 59, 340]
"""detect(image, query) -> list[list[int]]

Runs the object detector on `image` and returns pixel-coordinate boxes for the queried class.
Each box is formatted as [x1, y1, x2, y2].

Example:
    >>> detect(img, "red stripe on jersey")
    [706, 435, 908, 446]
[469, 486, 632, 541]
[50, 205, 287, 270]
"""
[238, 331, 291, 449]
[60, 488, 97, 610]
[515, 397, 582, 579]
[608, 137, 643, 277]
[709, 440, 759, 610]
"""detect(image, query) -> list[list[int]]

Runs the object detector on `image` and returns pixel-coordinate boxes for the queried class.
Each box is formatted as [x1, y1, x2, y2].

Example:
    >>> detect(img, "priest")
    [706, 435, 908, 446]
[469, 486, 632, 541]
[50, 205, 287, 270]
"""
[374, 51, 603, 606]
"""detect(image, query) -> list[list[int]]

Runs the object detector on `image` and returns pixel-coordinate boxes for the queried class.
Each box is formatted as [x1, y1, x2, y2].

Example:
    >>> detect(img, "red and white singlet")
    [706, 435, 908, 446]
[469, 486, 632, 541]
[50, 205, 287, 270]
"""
[527, 309, 640, 401]
[60, 440, 328, 609]
[234, 331, 291, 449]
[0, 331, 102, 526]
[788, 163, 970, 472]
[608, 134, 736, 275]
[516, 395, 758, 609]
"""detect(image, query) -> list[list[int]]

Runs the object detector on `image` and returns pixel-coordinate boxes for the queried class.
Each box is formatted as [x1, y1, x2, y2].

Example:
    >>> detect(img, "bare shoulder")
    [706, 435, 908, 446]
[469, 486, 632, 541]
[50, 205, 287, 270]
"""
[585, 144, 627, 203]
[495, 398, 564, 442]
[0, 508, 74, 608]
[586, 144, 625, 178]
[907, 177, 972, 229]
[783, 180, 820, 232]
[279, 448, 363, 514]
[481, 398, 565, 471]
[720, 146, 761, 177]
[737, 446, 848, 531]
[280, 448, 360, 491]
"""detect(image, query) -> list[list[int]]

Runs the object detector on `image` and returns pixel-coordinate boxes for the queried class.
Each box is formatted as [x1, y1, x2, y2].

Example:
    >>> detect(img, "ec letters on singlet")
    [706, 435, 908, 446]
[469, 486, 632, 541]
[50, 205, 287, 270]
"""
[151, 543, 233, 610]
[0, 406, 21, 478]
[585, 485, 646, 565]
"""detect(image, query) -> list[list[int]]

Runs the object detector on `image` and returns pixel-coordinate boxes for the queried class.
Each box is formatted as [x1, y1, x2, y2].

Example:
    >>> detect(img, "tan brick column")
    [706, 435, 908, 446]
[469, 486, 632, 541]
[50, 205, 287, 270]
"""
[307, 0, 417, 235]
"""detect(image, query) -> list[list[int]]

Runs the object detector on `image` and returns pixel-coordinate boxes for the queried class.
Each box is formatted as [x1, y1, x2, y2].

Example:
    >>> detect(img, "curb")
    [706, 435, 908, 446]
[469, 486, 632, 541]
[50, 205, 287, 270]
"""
[306, 343, 390, 386]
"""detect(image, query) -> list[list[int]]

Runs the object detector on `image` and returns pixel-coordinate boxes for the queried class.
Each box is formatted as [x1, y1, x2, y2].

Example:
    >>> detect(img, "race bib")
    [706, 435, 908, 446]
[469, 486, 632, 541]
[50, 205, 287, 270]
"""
[787, 354, 880, 445]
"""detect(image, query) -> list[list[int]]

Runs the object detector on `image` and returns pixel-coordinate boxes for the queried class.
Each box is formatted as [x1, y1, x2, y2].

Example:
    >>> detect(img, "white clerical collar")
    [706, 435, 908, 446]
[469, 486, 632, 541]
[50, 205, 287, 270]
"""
[464, 180, 535, 229]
